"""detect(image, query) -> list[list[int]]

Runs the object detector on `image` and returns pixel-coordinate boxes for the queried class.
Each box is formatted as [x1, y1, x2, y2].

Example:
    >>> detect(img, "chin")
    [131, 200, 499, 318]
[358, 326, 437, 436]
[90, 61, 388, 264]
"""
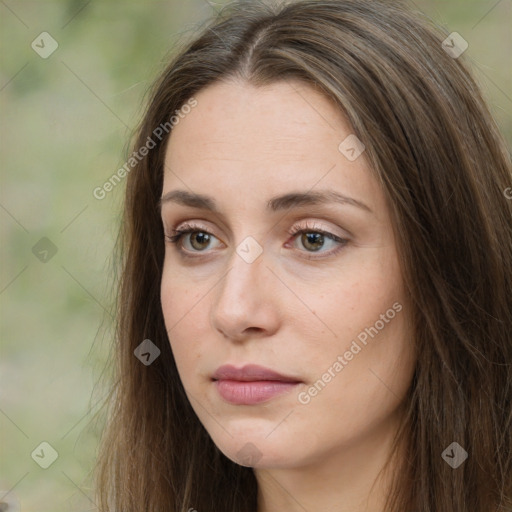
[209, 429, 306, 469]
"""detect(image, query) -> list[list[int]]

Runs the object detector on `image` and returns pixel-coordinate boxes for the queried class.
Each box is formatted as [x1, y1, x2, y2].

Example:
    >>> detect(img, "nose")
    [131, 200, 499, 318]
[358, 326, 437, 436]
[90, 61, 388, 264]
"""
[210, 248, 281, 341]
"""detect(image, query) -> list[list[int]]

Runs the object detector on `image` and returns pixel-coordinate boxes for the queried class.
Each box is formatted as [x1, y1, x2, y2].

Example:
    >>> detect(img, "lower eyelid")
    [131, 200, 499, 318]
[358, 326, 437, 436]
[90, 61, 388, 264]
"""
[168, 234, 347, 261]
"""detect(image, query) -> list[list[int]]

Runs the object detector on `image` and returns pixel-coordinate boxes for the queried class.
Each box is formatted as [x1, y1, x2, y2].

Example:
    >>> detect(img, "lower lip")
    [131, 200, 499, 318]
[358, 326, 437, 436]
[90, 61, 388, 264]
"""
[214, 379, 300, 405]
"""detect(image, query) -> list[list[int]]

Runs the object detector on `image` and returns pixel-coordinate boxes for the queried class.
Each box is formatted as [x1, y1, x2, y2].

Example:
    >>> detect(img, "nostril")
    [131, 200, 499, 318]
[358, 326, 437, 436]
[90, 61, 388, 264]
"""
[245, 327, 264, 334]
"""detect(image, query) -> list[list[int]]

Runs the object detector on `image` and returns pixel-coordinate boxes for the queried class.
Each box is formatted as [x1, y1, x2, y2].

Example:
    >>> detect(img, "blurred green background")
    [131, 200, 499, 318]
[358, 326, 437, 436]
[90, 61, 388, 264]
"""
[1, 1, 510, 511]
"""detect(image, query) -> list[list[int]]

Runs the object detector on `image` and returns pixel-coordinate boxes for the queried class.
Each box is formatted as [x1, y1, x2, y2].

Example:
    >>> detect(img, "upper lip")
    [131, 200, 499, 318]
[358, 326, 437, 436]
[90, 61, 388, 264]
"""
[212, 364, 301, 383]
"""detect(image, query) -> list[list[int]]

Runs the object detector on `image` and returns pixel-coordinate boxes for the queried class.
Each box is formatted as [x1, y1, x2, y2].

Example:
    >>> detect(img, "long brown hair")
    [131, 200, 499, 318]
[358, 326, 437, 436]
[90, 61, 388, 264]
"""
[93, 1, 512, 510]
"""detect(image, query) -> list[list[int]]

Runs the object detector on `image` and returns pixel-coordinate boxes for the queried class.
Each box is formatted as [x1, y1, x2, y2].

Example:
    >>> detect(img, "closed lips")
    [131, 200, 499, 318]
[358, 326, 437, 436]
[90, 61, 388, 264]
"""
[212, 364, 302, 383]
[212, 365, 302, 405]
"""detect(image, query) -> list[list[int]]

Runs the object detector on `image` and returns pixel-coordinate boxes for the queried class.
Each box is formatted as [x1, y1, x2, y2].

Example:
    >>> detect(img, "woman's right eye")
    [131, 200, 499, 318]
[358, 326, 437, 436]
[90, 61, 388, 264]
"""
[165, 227, 223, 254]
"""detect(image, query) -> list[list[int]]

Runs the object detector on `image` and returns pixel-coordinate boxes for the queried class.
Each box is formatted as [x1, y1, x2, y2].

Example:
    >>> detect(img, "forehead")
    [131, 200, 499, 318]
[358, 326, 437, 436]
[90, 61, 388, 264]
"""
[166, 79, 348, 163]
[162, 79, 383, 213]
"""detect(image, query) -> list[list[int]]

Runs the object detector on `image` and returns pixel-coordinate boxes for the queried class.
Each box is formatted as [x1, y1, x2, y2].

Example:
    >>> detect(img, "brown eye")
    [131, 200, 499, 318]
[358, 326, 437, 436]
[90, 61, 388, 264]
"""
[300, 232, 325, 251]
[165, 225, 223, 254]
[189, 232, 211, 251]
[286, 224, 349, 260]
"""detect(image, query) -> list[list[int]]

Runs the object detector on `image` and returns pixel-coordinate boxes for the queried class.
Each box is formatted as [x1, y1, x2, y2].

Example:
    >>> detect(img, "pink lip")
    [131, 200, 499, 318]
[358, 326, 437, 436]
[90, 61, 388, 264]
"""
[212, 364, 302, 405]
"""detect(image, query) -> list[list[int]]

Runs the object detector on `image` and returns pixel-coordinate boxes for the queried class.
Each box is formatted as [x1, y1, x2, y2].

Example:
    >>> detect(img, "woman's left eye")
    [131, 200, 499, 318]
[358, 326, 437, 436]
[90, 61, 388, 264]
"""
[285, 223, 348, 258]
[165, 222, 348, 259]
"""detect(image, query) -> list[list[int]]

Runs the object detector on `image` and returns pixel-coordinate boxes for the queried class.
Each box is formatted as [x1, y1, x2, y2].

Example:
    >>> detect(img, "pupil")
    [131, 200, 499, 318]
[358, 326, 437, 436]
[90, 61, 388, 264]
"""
[188, 232, 326, 252]
[192, 232, 210, 250]
[303, 233, 324, 251]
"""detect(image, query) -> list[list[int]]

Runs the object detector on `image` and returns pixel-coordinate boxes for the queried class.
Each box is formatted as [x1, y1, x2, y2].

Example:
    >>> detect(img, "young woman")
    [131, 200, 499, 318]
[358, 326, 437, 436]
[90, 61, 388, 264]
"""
[94, 1, 512, 510]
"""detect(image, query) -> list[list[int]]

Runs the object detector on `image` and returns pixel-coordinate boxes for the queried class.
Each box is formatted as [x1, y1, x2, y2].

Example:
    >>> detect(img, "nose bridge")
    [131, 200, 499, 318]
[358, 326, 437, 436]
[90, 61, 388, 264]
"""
[216, 247, 267, 310]
[210, 245, 278, 337]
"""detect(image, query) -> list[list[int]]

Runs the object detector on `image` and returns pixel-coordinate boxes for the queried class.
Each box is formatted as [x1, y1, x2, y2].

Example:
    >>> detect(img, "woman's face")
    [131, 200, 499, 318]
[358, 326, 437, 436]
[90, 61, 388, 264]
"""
[160, 79, 416, 469]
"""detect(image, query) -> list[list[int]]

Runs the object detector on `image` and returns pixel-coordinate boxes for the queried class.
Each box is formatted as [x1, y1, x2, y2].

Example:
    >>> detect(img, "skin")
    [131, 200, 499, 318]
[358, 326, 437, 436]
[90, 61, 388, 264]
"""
[160, 79, 416, 512]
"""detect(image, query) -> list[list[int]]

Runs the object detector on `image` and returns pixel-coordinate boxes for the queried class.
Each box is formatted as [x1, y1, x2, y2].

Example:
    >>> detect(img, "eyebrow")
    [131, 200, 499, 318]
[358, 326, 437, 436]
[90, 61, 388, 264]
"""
[158, 189, 372, 214]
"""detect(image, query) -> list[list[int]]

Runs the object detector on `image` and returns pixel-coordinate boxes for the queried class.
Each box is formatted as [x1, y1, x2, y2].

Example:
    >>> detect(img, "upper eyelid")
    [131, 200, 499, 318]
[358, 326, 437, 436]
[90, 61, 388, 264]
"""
[167, 222, 348, 249]
[169, 219, 348, 238]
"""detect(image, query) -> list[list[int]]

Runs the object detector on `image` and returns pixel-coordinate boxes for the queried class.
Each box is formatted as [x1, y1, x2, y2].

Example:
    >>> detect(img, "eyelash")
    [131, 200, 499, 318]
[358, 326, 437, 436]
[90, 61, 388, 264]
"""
[165, 221, 348, 261]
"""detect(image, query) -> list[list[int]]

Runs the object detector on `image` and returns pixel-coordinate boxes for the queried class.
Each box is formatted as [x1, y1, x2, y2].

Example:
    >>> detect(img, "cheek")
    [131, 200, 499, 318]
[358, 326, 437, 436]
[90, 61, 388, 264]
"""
[160, 268, 209, 383]
[293, 248, 413, 406]
[160, 260, 211, 325]
[290, 253, 403, 352]
[296, 309, 414, 453]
